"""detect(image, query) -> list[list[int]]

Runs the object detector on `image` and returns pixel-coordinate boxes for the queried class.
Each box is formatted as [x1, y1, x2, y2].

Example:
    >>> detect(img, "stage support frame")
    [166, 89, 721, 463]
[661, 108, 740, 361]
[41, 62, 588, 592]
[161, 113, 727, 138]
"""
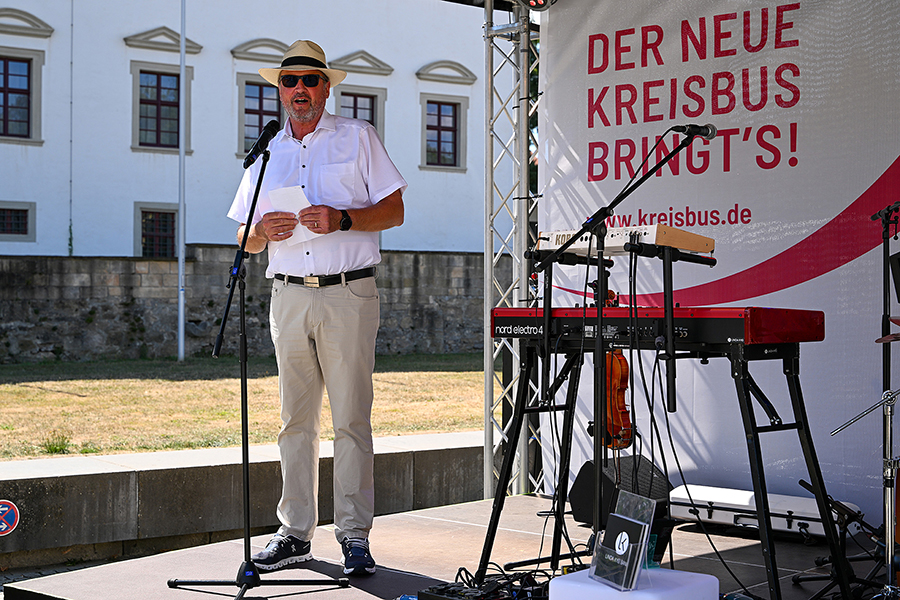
[482, 0, 543, 498]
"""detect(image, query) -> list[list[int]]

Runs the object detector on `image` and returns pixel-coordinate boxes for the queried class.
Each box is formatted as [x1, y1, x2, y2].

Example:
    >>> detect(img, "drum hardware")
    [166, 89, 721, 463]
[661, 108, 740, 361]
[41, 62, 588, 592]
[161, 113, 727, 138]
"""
[832, 388, 900, 599]
[790, 479, 883, 599]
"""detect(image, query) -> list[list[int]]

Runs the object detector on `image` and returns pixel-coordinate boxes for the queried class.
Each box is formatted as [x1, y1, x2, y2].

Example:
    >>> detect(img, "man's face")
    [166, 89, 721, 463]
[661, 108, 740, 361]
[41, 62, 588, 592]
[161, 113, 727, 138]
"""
[278, 70, 330, 126]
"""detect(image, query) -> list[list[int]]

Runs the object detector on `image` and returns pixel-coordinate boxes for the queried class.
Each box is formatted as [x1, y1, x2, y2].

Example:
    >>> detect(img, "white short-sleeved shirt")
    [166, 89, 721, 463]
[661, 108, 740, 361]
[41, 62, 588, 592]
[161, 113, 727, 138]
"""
[228, 111, 407, 278]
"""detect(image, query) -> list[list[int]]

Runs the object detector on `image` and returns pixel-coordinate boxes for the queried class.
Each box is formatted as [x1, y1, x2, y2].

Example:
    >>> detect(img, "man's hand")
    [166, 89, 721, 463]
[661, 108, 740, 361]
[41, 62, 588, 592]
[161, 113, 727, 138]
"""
[297, 190, 404, 235]
[237, 211, 298, 254]
[240, 190, 404, 252]
[260, 211, 300, 240]
[299, 205, 339, 234]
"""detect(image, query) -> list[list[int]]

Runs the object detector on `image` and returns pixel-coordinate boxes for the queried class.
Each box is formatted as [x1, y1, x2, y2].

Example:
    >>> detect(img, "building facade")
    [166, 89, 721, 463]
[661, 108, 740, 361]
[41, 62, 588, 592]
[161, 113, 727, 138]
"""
[0, 0, 487, 258]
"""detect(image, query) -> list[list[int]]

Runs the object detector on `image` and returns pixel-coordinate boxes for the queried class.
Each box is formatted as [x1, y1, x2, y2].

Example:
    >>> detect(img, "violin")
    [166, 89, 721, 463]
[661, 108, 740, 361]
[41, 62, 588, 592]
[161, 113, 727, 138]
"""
[604, 348, 632, 449]
[603, 290, 633, 449]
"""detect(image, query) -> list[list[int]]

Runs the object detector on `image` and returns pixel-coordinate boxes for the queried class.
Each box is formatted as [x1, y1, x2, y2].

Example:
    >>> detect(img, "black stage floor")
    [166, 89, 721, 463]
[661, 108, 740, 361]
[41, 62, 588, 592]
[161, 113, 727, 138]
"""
[3, 495, 884, 600]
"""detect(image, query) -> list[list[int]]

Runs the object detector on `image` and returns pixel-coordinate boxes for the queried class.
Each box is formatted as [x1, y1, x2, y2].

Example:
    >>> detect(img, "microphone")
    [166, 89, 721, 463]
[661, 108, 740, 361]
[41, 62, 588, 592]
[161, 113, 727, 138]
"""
[243, 120, 281, 169]
[673, 123, 717, 141]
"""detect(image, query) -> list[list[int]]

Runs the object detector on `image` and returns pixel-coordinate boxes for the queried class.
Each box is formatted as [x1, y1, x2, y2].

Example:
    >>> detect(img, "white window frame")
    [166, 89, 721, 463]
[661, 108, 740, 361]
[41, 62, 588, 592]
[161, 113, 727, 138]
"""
[0, 46, 44, 146]
[334, 84, 388, 141]
[419, 92, 468, 173]
[130, 60, 193, 154]
[235, 73, 283, 158]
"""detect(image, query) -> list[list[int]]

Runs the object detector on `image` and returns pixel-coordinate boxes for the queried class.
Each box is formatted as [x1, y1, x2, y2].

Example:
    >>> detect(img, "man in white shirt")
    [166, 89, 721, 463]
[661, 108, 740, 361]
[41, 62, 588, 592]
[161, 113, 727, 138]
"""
[227, 40, 406, 577]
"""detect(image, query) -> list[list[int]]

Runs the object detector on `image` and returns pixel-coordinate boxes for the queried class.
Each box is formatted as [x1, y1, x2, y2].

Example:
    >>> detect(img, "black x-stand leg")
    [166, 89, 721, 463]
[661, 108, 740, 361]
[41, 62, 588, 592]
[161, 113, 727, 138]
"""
[166, 148, 349, 597]
[502, 349, 589, 574]
[475, 342, 588, 584]
[730, 344, 852, 600]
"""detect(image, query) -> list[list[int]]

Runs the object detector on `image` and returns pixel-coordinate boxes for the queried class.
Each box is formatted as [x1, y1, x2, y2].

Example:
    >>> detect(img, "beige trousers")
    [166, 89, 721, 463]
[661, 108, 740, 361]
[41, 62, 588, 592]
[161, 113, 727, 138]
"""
[269, 276, 379, 543]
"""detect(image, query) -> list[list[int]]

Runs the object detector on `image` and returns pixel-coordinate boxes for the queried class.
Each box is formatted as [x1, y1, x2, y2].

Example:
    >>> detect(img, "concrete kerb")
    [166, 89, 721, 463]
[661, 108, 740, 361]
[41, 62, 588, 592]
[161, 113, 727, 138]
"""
[0, 431, 485, 572]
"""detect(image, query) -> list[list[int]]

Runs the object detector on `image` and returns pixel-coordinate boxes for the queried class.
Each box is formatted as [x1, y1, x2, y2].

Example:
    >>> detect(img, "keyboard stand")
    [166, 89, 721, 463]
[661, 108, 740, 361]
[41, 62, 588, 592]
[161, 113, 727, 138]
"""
[723, 341, 853, 599]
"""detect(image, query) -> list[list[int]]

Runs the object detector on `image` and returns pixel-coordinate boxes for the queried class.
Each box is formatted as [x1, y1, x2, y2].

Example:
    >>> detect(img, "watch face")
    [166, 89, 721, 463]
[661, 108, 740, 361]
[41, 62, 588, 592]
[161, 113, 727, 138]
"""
[340, 210, 352, 231]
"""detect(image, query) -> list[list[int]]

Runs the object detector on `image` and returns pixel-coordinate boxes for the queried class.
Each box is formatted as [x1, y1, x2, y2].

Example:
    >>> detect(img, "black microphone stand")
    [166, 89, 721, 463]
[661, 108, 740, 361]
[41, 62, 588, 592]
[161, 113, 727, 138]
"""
[873, 202, 900, 409]
[167, 149, 349, 597]
[866, 201, 900, 600]
[533, 130, 702, 535]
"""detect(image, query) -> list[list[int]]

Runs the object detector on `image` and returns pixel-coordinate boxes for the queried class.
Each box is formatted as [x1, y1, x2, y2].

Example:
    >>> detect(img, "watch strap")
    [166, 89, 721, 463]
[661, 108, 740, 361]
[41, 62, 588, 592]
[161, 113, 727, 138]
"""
[339, 209, 352, 231]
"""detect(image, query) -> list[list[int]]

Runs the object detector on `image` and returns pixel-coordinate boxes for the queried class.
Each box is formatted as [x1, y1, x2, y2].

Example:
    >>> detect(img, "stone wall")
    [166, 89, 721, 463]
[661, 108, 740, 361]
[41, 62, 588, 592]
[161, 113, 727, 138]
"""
[0, 247, 495, 363]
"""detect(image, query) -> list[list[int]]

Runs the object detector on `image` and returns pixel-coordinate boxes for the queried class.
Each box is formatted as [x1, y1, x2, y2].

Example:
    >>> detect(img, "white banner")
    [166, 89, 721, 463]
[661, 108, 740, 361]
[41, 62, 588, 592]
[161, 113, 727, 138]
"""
[539, 0, 900, 520]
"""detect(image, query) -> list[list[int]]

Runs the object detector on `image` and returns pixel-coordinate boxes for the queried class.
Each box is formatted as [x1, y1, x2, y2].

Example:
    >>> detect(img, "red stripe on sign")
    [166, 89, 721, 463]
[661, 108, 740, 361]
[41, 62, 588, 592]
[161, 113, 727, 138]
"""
[556, 156, 900, 307]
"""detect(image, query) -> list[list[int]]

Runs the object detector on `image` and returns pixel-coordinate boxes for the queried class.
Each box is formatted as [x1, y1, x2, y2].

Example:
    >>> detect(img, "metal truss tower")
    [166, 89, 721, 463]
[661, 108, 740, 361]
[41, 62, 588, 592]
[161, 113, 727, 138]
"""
[482, 1, 542, 498]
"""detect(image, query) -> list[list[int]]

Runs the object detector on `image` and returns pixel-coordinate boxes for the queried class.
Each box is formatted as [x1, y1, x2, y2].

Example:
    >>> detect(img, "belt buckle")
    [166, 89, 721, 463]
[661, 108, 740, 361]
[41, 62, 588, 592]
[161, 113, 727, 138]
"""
[302, 276, 321, 288]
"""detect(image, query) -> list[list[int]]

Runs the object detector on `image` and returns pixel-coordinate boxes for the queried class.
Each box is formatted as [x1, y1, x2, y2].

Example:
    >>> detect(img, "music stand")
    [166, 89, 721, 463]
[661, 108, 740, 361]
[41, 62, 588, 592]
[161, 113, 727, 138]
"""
[166, 148, 349, 597]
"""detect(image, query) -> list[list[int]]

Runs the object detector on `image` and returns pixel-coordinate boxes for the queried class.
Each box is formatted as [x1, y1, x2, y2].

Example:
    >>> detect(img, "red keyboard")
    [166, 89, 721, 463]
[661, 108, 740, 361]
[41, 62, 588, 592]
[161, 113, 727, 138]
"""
[491, 306, 824, 347]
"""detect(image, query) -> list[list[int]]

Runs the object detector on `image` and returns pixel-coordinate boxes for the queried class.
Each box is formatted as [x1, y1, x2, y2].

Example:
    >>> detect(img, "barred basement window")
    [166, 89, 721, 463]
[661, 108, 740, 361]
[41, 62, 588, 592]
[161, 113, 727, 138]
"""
[141, 210, 176, 258]
[0, 207, 28, 235]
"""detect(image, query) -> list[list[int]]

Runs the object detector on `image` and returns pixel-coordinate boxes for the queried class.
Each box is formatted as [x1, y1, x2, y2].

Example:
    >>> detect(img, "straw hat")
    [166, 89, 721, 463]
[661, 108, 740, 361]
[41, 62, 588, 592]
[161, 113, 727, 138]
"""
[259, 40, 347, 87]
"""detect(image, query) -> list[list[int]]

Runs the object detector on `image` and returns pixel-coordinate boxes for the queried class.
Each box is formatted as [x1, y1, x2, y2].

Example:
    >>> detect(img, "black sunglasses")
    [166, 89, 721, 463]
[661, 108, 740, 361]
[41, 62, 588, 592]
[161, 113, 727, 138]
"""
[280, 73, 327, 88]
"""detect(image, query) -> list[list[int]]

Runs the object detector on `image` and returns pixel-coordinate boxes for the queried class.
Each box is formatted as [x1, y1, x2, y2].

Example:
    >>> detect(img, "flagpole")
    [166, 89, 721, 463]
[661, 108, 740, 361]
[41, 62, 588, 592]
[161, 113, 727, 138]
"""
[177, 0, 186, 361]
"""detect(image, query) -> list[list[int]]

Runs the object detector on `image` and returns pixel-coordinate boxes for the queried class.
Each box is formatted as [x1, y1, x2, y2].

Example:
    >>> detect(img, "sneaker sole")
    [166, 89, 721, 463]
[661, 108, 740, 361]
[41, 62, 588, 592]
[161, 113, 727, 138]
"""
[254, 552, 313, 572]
[342, 565, 376, 576]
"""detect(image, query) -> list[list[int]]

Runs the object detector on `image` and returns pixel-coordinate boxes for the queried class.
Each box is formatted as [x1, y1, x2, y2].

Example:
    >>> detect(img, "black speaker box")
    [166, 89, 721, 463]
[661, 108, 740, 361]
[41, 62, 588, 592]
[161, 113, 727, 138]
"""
[568, 455, 671, 524]
[568, 456, 675, 562]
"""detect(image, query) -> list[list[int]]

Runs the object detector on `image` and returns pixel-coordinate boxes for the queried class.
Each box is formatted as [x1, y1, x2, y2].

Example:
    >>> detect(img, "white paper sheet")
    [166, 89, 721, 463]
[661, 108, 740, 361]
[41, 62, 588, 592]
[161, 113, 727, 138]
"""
[268, 186, 322, 245]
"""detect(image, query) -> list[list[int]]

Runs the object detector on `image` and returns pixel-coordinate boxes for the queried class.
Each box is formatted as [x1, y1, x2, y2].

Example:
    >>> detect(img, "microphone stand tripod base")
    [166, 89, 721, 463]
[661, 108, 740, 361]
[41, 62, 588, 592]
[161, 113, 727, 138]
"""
[874, 585, 900, 599]
[236, 561, 261, 589]
[166, 561, 351, 593]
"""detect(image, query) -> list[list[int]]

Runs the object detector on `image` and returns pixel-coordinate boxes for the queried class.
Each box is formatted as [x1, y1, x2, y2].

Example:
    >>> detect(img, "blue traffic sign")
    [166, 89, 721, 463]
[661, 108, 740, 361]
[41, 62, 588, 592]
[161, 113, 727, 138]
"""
[0, 500, 20, 536]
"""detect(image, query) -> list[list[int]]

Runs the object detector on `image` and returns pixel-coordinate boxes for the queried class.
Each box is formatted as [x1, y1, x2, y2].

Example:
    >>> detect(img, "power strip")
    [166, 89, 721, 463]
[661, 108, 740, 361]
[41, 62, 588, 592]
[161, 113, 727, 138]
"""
[418, 582, 511, 600]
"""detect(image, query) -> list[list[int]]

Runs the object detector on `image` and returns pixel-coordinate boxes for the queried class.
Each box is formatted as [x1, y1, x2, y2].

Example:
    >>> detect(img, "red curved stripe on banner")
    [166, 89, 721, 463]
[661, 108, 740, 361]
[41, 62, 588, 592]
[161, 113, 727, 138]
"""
[601, 157, 900, 306]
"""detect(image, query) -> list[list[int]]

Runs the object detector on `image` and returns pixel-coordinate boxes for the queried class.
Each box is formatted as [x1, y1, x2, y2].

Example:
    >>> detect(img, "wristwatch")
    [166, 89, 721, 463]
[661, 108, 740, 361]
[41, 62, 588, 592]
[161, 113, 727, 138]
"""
[339, 209, 353, 231]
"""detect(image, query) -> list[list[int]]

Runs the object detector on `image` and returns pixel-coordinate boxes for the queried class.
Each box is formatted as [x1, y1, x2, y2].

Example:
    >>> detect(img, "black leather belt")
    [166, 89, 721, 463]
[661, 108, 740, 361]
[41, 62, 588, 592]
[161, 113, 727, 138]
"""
[274, 267, 376, 288]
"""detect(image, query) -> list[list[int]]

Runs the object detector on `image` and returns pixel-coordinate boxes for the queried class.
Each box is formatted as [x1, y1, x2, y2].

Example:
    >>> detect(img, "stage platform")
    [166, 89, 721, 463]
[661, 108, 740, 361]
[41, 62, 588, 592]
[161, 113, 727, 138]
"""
[3, 495, 880, 600]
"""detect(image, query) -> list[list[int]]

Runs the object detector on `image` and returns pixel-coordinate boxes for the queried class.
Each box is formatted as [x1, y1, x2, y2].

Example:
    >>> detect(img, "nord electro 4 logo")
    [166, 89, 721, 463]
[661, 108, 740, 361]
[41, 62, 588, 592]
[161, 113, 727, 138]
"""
[493, 324, 543, 337]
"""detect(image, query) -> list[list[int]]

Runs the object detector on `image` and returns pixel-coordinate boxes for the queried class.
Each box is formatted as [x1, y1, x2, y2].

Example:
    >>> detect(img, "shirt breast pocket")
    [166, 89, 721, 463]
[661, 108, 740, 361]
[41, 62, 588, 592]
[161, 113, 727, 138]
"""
[315, 162, 356, 206]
